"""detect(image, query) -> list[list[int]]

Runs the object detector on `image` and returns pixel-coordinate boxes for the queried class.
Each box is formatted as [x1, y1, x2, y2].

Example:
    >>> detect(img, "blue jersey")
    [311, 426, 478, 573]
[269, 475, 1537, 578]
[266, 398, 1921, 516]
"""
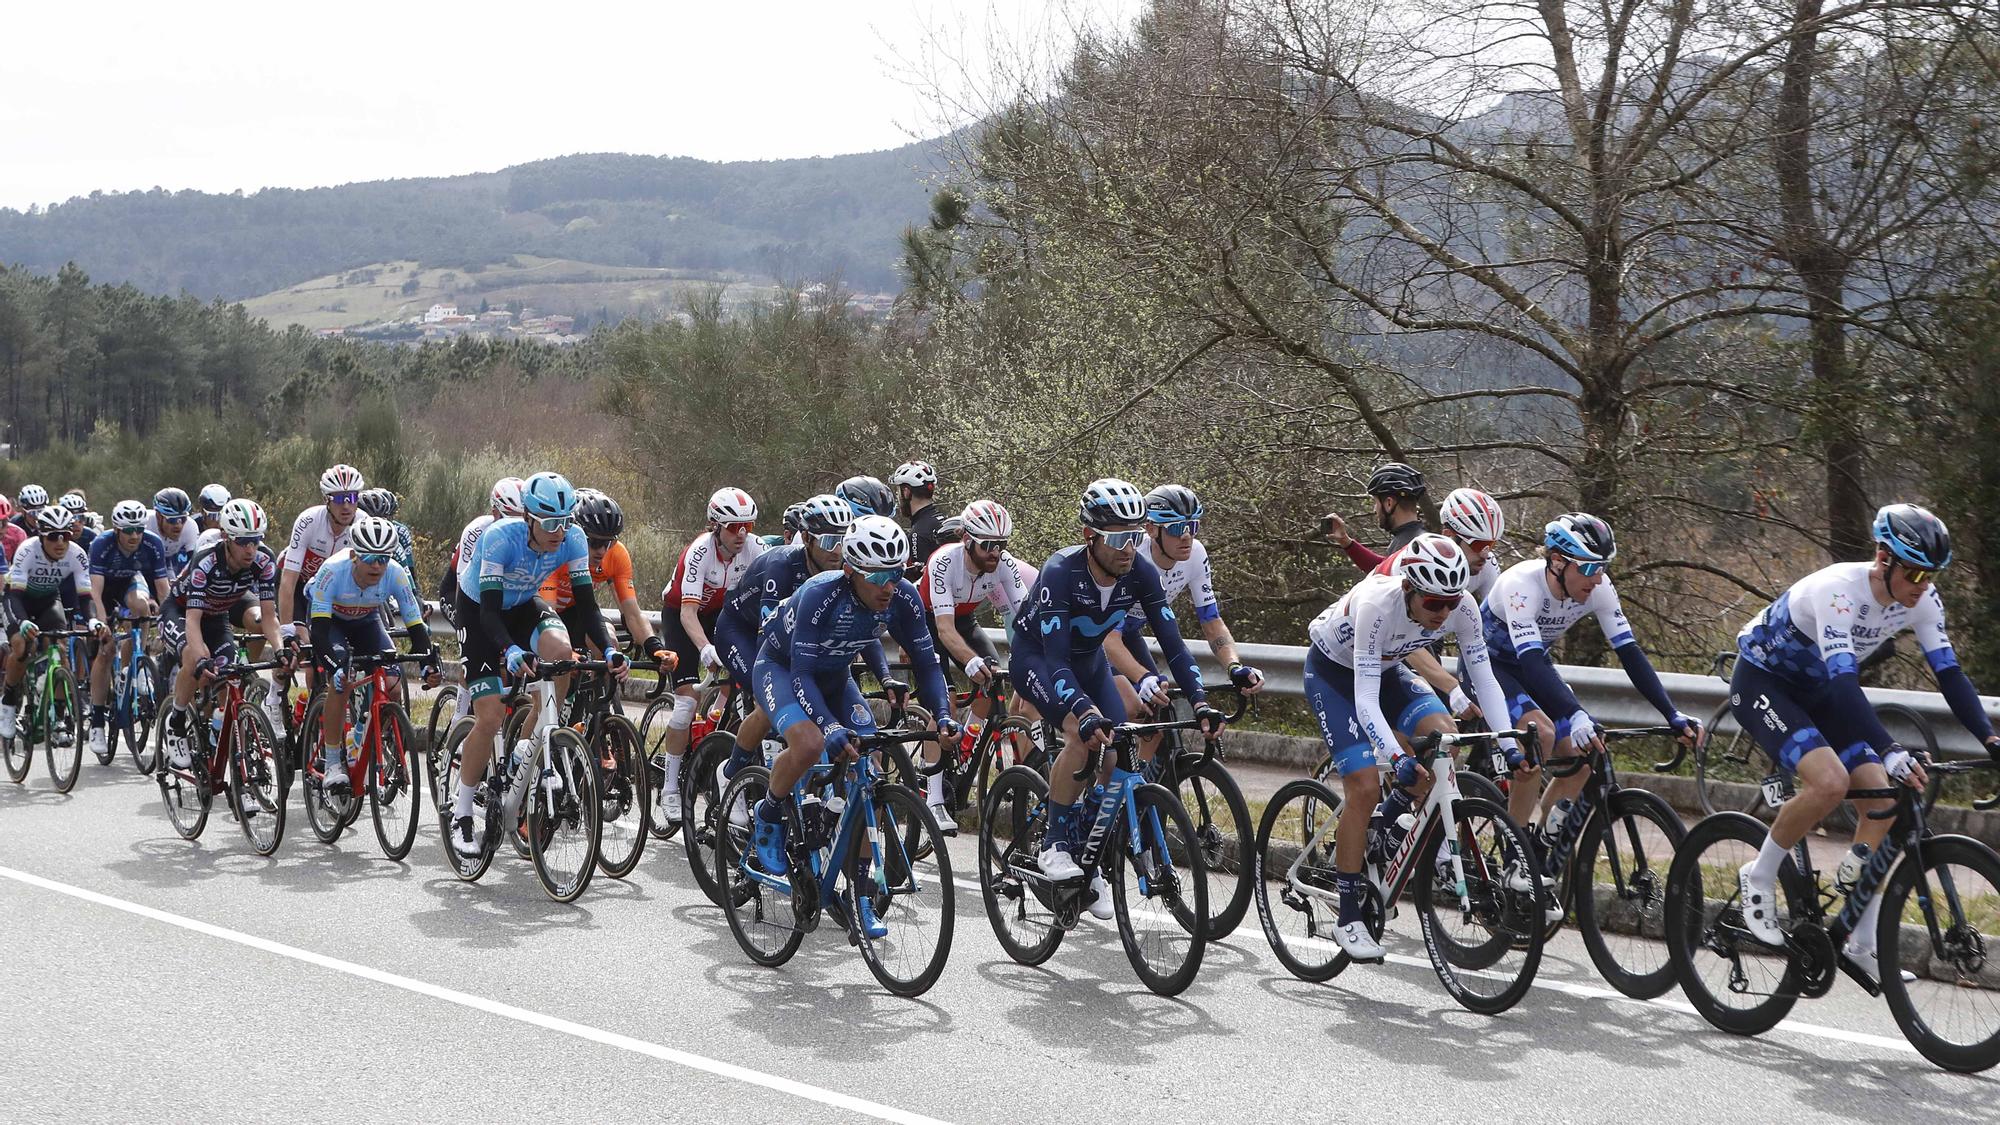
[719, 545, 814, 638]
[88, 530, 170, 589]
[1739, 562, 1957, 687]
[457, 517, 590, 610]
[309, 550, 425, 627]
[1011, 545, 1206, 719]
[759, 570, 948, 729]
[390, 520, 417, 578]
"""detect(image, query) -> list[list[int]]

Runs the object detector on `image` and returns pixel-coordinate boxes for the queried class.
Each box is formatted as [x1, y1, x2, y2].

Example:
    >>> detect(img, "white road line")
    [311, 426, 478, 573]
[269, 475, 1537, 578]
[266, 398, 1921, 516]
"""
[0, 864, 952, 1125]
[945, 870, 1917, 1054]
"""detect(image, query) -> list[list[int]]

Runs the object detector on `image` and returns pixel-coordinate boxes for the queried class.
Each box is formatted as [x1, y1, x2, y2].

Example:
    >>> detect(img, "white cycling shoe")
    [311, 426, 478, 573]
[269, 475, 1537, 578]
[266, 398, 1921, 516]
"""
[451, 813, 483, 858]
[0, 702, 17, 741]
[1038, 844, 1084, 882]
[1737, 864, 1785, 946]
[660, 781, 684, 826]
[929, 800, 958, 838]
[87, 726, 108, 759]
[1842, 941, 1917, 988]
[719, 759, 750, 829]
[1087, 872, 1114, 920]
[1332, 920, 1385, 962]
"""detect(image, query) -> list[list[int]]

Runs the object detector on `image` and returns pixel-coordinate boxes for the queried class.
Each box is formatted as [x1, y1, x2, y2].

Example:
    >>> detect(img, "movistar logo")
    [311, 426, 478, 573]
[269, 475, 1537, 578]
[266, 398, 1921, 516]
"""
[1054, 676, 1075, 702]
[1073, 611, 1127, 637]
[1040, 615, 1063, 636]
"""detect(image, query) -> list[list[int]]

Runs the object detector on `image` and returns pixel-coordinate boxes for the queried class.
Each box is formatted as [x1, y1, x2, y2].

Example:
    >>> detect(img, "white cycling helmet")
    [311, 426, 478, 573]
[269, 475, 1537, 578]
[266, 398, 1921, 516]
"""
[891, 460, 937, 490]
[219, 498, 269, 540]
[319, 464, 366, 496]
[349, 515, 400, 556]
[1440, 488, 1504, 543]
[1080, 478, 1147, 529]
[959, 499, 1012, 541]
[490, 476, 526, 518]
[1397, 533, 1471, 598]
[707, 487, 758, 525]
[34, 505, 73, 534]
[198, 483, 232, 513]
[844, 514, 911, 570]
[58, 492, 87, 514]
[111, 500, 149, 530]
[17, 484, 48, 507]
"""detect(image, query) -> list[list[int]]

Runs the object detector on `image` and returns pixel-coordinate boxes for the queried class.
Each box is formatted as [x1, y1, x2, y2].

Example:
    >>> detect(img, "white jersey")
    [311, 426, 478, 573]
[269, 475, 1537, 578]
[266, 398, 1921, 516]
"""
[1149, 539, 1221, 624]
[1309, 571, 1516, 762]
[665, 531, 764, 612]
[1740, 561, 1954, 686]
[1480, 557, 1635, 661]
[921, 543, 1033, 617]
[6, 537, 91, 601]
[453, 514, 497, 585]
[145, 510, 200, 557]
[281, 504, 354, 584]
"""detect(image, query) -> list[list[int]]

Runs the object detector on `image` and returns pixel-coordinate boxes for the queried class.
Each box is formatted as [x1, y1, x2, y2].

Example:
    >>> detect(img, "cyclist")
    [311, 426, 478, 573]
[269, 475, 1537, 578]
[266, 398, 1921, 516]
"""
[357, 488, 417, 580]
[893, 460, 943, 576]
[918, 498, 1037, 828]
[11, 485, 48, 535]
[1102, 485, 1266, 726]
[276, 464, 366, 725]
[761, 503, 808, 549]
[1479, 512, 1700, 836]
[1009, 479, 1226, 917]
[160, 500, 289, 770]
[448, 472, 625, 857]
[0, 498, 22, 567]
[748, 515, 955, 937]
[305, 515, 441, 796]
[196, 483, 231, 533]
[147, 487, 201, 564]
[836, 475, 895, 519]
[1322, 462, 1430, 562]
[1304, 533, 1522, 960]
[710, 493, 853, 823]
[58, 492, 96, 552]
[0, 506, 95, 742]
[537, 489, 670, 667]
[1732, 504, 2000, 985]
[440, 476, 525, 617]
[83, 501, 171, 759]
[654, 487, 763, 827]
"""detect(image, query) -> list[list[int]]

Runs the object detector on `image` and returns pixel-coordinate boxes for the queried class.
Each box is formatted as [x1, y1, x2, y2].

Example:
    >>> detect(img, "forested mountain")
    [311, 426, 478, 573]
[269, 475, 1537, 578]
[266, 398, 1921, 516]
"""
[0, 141, 945, 299]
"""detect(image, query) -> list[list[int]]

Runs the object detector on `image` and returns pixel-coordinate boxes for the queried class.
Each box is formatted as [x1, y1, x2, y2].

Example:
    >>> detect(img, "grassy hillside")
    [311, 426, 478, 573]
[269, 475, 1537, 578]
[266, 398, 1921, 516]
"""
[0, 140, 948, 299]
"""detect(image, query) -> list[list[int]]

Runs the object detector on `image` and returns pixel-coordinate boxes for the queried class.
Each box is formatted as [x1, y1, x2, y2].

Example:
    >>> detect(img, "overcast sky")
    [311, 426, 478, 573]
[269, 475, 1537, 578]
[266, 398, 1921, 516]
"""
[0, 0, 1140, 212]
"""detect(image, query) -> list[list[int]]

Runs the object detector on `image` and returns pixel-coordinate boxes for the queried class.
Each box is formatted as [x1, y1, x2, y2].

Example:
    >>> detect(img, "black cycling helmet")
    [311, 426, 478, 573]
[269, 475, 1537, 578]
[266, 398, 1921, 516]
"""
[1145, 484, 1203, 524]
[937, 515, 964, 543]
[781, 502, 809, 535]
[1366, 462, 1427, 499]
[836, 475, 895, 518]
[575, 490, 625, 540]
[153, 487, 192, 518]
[357, 487, 399, 519]
[1544, 512, 1617, 563]
[1873, 503, 1952, 570]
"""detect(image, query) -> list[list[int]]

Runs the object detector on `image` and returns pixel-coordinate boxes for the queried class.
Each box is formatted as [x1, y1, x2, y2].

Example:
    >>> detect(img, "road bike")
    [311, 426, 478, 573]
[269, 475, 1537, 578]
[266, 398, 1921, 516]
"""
[554, 657, 649, 879]
[102, 614, 159, 773]
[1254, 725, 1547, 1014]
[156, 654, 290, 855]
[298, 650, 428, 860]
[3, 626, 89, 792]
[1139, 689, 1254, 941]
[928, 667, 1045, 830]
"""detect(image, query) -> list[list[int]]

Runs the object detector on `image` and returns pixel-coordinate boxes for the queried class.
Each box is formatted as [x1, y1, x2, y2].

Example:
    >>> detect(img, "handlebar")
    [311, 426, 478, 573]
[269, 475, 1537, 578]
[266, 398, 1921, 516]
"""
[1540, 724, 1681, 779]
[1407, 724, 1535, 755]
[1070, 686, 1251, 781]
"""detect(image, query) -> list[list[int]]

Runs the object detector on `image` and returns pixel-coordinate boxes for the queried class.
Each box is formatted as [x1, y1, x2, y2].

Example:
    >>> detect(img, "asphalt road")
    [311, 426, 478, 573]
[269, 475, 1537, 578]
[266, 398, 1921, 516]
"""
[2, 758, 1994, 1125]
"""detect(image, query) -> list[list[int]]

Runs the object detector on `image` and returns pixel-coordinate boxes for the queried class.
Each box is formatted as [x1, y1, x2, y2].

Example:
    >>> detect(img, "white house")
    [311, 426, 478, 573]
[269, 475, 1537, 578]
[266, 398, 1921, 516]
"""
[422, 303, 460, 324]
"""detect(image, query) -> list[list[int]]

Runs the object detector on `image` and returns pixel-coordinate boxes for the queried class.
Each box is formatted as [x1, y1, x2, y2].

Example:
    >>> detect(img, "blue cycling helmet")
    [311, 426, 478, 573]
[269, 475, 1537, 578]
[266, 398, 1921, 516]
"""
[1145, 484, 1203, 524]
[1544, 512, 1616, 562]
[153, 487, 192, 518]
[1872, 503, 1951, 570]
[521, 472, 577, 520]
[836, 475, 894, 518]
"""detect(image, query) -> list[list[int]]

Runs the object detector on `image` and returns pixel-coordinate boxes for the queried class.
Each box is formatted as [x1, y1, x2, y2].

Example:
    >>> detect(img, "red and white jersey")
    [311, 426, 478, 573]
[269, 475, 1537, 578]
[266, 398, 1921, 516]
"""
[921, 543, 1033, 617]
[281, 504, 354, 585]
[663, 532, 763, 612]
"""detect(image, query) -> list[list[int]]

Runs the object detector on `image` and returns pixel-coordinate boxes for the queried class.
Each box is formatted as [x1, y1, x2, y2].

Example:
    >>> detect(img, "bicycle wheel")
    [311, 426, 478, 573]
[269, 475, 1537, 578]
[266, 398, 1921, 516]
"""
[716, 766, 806, 966]
[594, 713, 647, 879]
[1877, 834, 2000, 1072]
[438, 717, 499, 882]
[529, 728, 599, 903]
[503, 704, 536, 860]
[973, 716, 1042, 816]
[1573, 788, 1684, 998]
[977, 764, 1066, 966]
[1694, 701, 1768, 821]
[426, 685, 462, 816]
[851, 782, 955, 997]
[1665, 812, 1810, 1036]
[231, 706, 287, 856]
[1412, 795, 1545, 1014]
[639, 695, 681, 841]
[43, 666, 83, 793]
[1253, 778, 1357, 983]
[1172, 755, 1252, 942]
[299, 696, 353, 845]
[1456, 769, 1506, 807]
[369, 705, 423, 861]
[159, 716, 213, 840]
[1109, 782, 1208, 996]
[134, 657, 170, 775]
[123, 656, 159, 771]
[683, 730, 738, 905]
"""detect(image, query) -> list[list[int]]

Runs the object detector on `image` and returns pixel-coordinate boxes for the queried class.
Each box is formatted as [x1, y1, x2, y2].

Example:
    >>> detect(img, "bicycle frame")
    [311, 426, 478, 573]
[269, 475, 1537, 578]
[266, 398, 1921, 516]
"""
[1538, 726, 1677, 880]
[308, 656, 411, 792]
[739, 751, 899, 912]
[112, 620, 153, 732]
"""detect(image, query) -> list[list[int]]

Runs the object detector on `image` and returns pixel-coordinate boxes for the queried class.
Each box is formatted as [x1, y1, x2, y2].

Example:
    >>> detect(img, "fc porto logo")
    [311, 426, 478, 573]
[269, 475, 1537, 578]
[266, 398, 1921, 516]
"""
[851, 702, 872, 728]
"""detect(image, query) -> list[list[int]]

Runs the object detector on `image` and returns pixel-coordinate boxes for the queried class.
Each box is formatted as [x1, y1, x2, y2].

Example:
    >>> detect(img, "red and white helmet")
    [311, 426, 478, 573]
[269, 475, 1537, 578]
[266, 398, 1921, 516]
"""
[1397, 534, 1470, 598]
[490, 476, 526, 518]
[319, 464, 366, 496]
[707, 487, 757, 525]
[219, 498, 269, 540]
[959, 499, 1012, 541]
[1440, 488, 1504, 543]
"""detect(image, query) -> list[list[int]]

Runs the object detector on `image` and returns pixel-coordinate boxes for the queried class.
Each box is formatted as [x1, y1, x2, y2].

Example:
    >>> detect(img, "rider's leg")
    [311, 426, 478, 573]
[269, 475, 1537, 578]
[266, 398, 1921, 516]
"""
[1510, 708, 1555, 829]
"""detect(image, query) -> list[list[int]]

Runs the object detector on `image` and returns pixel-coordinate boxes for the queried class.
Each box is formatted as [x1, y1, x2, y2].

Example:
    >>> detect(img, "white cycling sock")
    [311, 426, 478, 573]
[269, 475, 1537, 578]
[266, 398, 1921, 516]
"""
[664, 753, 683, 788]
[1747, 833, 1789, 885]
[453, 782, 478, 819]
[1851, 887, 1885, 954]
[926, 771, 945, 805]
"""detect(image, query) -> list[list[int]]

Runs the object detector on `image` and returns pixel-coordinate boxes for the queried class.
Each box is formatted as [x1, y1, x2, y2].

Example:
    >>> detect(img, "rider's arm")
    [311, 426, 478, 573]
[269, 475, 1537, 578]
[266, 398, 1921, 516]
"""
[891, 586, 952, 719]
[933, 611, 980, 668]
[1349, 601, 1400, 762]
[475, 587, 518, 656]
[3, 555, 27, 624]
[1102, 625, 1157, 681]
[1029, 576, 1097, 722]
[1345, 540, 1386, 570]
[1136, 564, 1207, 706]
[860, 636, 892, 686]
[1403, 647, 1460, 698]
[1914, 590, 1995, 741]
[566, 577, 619, 656]
[276, 514, 310, 629]
[1450, 599, 1520, 754]
[1590, 579, 1679, 721]
[89, 574, 110, 624]
[676, 535, 713, 649]
[1491, 567, 1585, 717]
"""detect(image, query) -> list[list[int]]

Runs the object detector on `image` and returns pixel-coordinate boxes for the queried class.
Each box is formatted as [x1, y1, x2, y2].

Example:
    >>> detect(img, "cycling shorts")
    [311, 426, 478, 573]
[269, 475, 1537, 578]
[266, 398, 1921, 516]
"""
[1486, 659, 1576, 745]
[1729, 658, 1882, 774]
[454, 589, 561, 700]
[3, 595, 69, 639]
[1304, 645, 1447, 778]
[314, 615, 394, 681]
[1009, 626, 1126, 727]
[753, 653, 878, 739]
[161, 602, 251, 665]
[660, 605, 720, 688]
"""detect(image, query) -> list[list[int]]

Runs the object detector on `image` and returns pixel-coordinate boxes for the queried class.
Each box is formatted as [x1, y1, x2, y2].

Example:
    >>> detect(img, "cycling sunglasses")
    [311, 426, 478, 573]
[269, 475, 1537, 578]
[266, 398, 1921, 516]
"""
[968, 536, 1008, 553]
[159, 514, 187, 525]
[812, 532, 844, 552]
[1461, 538, 1497, 554]
[326, 491, 360, 505]
[40, 531, 68, 543]
[587, 537, 617, 551]
[1156, 519, 1199, 539]
[1563, 556, 1608, 577]
[1900, 562, 1938, 585]
[531, 514, 571, 533]
[856, 566, 903, 586]
[1096, 529, 1146, 550]
[1417, 592, 1459, 612]
[356, 551, 392, 565]
[719, 521, 754, 535]
[230, 534, 264, 547]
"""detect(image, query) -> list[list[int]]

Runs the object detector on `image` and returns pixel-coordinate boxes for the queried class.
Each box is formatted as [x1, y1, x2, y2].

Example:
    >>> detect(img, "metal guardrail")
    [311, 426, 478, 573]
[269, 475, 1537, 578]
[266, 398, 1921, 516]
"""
[544, 607, 1999, 760]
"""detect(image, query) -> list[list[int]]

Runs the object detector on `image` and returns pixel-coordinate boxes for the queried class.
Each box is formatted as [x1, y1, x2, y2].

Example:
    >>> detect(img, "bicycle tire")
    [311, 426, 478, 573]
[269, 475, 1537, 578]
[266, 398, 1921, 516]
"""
[1109, 782, 1208, 996]
[973, 716, 1042, 818]
[1253, 778, 1355, 983]
[529, 727, 600, 903]
[130, 657, 164, 775]
[852, 782, 956, 997]
[1877, 834, 2000, 1073]
[1456, 769, 1507, 807]
[1665, 811, 1810, 1036]
[231, 706, 287, 856]
[424, 684, 460, 815]
[299, 695, 352, 845]
[639, 695, 681, 841]
[1173, 755, 1252, 942]
[717, 766, 806, 966]
[1412, 795, 1544, 1014]
[977, 764, 1066, 966]
[370, 705, 422, 861]
[683, 730, 738, 905]
[1573, 788, 1684, 999]
[439, 717, 499, 882]
[43, 665, 83, 793]
[594, 713, 647, 879]
[159, 713, 214, 840]
[1694, 700, 1768, 821]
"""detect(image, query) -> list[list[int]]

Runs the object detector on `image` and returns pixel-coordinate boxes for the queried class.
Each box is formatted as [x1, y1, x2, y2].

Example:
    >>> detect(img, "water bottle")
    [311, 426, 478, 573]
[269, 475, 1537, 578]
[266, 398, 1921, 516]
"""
[1835, 843, 1870, 898]
[1541, 798, 1574, 844]
[761, 738, 784, 769]
[798, 793, 827, 847]
[1375, 790, 1415, 865]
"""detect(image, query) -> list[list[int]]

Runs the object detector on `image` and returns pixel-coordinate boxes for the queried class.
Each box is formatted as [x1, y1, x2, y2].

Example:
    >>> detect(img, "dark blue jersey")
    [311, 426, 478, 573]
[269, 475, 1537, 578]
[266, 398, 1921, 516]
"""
[1011, 545, 1205, 719]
